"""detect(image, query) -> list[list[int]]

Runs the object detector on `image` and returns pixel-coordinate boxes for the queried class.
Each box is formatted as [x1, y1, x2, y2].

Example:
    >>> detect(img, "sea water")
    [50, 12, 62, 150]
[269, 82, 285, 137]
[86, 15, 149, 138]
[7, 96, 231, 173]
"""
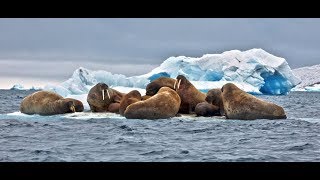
[0, 90, 319, 162]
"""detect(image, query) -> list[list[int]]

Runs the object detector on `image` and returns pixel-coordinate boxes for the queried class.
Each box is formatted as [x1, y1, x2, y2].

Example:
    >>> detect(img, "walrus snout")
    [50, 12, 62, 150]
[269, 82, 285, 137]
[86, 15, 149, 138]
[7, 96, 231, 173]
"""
[70, 105, 76, 113]
[175, 75, 188, 90]
[102, 89, 110, 100]
[64, 98, 84, 112]
[101, 89, 111, 100]
[66, 101, 76, 113]
[96, 83, 110, 100]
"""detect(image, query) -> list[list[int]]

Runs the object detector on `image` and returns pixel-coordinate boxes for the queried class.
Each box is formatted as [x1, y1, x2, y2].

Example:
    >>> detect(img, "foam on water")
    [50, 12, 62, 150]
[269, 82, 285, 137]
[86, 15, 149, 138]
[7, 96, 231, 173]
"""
[0, 111, 228, 122]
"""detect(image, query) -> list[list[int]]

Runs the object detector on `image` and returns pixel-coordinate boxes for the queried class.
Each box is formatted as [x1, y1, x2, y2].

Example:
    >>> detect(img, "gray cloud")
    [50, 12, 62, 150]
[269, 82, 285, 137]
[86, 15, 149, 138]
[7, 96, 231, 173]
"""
[0, 18, 320, 88]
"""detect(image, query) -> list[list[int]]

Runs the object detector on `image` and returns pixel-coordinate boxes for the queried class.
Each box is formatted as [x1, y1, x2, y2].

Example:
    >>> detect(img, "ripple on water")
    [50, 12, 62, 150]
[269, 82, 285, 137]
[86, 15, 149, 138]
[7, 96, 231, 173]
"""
[286, 143, 314, 151]
[140, 150, 166, 156]
[1, 91, 320, 162]
[43, 156, 67, 162]
[32, 149, 54, 155]
[119, 125, 133, 131]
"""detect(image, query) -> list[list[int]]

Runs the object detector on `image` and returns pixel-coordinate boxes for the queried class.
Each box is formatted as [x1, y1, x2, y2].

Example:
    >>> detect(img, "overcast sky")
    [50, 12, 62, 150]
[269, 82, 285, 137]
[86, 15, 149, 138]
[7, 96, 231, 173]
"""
[0, 18, 319, 89]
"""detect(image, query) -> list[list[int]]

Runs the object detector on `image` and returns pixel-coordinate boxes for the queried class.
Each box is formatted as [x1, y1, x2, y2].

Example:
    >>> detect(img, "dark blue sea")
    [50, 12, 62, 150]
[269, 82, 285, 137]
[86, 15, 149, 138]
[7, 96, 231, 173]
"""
[0, 90, 319, 162]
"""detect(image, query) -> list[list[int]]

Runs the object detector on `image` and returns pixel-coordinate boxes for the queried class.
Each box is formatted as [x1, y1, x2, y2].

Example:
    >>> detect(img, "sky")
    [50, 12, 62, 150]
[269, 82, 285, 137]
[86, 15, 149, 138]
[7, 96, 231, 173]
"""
[0, 18, 320, 89]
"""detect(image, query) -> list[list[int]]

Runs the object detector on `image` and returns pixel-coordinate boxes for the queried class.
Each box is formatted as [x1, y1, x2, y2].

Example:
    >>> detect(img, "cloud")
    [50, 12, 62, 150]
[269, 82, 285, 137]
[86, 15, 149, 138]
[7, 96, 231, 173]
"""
[1, 18, 320, 88]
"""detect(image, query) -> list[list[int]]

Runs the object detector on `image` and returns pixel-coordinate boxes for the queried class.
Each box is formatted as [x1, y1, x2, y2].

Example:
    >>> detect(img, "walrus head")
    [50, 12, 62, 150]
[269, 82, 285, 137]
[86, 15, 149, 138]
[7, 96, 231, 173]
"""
[92, 82, 113, 102]
[205, 88, 222, 105]
[145, 77, 176, 96]
[65, 98, 84, 112]
[65, 100, 76, 113]
[96, 83, 111, 101]
[127, 90, 142, 100]
[221, 83, 239, 94]
[146, 83, 160, 96]
[174, 75, 191, 91]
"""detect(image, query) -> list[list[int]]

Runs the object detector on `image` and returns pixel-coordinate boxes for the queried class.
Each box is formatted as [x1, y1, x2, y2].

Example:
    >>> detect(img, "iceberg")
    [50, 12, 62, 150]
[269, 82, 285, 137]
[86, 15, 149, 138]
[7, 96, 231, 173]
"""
[44, 48, 301, 98]
[292, 64, 320, 92]
[10, 84, 42, 91]
[10, 84, 25, 90]
[44, 68, 150, 96]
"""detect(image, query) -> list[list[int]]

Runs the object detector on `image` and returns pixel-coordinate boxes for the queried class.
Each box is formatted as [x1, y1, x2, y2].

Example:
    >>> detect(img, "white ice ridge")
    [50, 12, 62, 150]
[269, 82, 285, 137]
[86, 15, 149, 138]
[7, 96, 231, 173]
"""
[292, 64, 320, 92]
[44, 48, 301, 97]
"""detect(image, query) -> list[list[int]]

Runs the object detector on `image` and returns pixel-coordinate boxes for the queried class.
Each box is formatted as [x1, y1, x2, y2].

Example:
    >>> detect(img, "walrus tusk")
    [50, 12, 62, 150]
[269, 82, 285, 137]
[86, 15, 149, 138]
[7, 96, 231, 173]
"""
[177, 79, 181, 90]
[102, 90, 105, 100]
[107, 89, 111, 99]
[71, 105, 76, 113]
[174, 79, 177, 90]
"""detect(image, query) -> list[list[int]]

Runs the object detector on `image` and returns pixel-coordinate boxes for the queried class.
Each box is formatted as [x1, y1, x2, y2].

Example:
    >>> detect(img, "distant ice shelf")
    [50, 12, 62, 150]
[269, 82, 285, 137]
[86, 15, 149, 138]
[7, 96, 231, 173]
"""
[10, 84, 41, 91]
[292, 64, 320, 92]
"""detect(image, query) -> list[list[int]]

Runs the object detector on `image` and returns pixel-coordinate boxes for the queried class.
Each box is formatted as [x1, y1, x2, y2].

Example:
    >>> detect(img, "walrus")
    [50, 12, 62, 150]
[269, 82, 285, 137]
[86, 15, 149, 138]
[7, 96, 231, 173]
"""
[221, 83, 287, 120]
[174, 75, 206, 114]
[195, 102, 220, 117]
[87, 83, 124, 112]
[205, 88, 224, 116]
[145, 77, 176, 96]
[20, 91, 80, 116]
[119, 90, 142, 116]
[124, 87, 181, 120]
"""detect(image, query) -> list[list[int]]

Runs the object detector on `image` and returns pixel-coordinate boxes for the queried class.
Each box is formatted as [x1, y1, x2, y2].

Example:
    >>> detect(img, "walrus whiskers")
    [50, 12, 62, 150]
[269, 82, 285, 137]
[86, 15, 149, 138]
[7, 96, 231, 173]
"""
[107, 89, 111, 99]
[102, 89, 105, 100]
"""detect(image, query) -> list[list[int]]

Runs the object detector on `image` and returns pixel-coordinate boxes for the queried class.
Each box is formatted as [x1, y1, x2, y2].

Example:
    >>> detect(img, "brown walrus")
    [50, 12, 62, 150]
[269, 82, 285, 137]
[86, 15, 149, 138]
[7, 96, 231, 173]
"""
[221, 83, 287, 120]
[124, 87, 181, 120]
[87, 83, 124, 112]
[119, 90, 142, 116]
[195, 102, 220, 117]
[145, 77, 176, 96]
[174, 75, 206, 114]
[205, 88, 224, 116]
[141, 95, 151, 100]
[20, 91, 82, 116]
[107, 103, 121, 113]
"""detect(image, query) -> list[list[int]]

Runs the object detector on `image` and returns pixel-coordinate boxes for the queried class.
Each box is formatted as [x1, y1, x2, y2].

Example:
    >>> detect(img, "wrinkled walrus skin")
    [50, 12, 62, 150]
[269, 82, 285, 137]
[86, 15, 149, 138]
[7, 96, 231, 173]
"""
[119, 90, 142, 116]
[124, 87, 181, 120]
[221, 83, 287, 120]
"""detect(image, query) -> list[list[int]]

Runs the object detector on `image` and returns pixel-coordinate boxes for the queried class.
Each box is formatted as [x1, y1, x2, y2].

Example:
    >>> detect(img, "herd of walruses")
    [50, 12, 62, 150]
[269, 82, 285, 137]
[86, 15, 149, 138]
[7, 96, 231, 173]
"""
[19, 75, 287, 120]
